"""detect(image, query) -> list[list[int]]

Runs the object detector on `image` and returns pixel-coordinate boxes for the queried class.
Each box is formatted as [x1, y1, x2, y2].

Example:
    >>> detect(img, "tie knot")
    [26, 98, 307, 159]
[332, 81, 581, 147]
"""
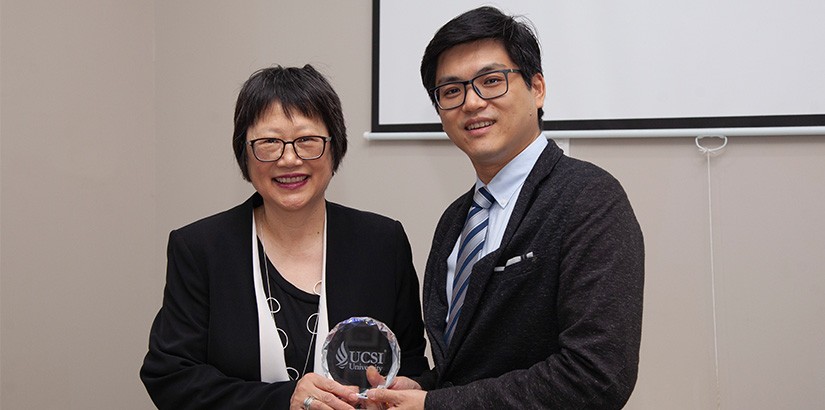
[473, 186, 494, 209]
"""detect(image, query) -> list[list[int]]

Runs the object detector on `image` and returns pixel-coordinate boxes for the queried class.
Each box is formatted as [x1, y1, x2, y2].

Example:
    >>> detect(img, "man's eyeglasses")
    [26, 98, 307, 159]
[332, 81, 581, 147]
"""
[430, 68, 522, 110]
[247, 136, 331, 162]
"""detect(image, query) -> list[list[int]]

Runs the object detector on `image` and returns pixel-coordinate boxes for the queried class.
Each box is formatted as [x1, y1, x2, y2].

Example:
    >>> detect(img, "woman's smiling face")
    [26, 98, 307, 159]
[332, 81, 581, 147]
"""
[246, 102, 333, 213]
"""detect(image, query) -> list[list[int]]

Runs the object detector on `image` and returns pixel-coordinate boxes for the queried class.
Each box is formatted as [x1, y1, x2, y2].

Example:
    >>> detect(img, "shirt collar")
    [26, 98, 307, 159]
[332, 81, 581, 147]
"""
[476, 134, 547, 208]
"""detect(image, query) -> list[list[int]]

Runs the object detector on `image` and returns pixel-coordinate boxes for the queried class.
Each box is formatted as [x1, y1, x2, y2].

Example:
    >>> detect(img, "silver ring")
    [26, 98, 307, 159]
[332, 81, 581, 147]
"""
[302, 395, 316, 410]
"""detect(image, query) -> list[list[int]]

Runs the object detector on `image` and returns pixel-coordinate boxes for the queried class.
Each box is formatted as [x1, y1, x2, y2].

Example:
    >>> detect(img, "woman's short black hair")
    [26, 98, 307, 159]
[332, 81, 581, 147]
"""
[232, 64, 347, 181]
[420, 6, 544, 122]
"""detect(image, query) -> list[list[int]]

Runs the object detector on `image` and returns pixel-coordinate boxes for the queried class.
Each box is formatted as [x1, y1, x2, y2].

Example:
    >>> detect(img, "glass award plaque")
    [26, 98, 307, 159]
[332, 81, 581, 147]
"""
[321, 316, 400, 398]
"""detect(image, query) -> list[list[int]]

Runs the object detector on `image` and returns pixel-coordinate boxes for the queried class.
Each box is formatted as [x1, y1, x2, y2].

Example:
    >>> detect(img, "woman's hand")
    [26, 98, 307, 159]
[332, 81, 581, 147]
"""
[290, 372, 359, 410]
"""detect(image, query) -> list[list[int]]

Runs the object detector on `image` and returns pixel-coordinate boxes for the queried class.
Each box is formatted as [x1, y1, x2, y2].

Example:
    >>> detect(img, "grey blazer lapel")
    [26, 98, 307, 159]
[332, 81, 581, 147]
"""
[426, 188, 472, 364]
[445, 247, 501, 354]
[499, 141, 564, 250]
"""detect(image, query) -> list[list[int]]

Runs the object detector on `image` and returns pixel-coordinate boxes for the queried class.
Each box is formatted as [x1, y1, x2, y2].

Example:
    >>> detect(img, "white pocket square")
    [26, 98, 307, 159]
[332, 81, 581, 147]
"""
[493, 251, 534, 272]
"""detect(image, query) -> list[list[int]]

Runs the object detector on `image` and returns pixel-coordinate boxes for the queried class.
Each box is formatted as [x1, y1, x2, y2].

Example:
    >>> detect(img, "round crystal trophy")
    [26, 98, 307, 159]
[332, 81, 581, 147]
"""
[321, 316, 400, 398]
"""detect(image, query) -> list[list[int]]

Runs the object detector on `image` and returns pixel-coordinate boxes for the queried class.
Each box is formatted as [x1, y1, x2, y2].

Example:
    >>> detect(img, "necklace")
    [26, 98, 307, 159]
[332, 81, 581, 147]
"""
[257, 220, 322, 380]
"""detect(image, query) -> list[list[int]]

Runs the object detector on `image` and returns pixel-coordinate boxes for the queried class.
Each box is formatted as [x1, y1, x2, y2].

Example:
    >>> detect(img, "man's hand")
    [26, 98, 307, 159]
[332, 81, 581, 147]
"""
[357, 366, 425, 410]
[365, 366, 421, 391]
[365, 388, 426, 410]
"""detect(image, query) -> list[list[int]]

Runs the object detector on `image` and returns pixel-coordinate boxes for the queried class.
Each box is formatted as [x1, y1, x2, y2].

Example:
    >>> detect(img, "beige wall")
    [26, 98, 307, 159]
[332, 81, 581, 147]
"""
[2, 1, 823, 408]
[2, 0, 156, 408]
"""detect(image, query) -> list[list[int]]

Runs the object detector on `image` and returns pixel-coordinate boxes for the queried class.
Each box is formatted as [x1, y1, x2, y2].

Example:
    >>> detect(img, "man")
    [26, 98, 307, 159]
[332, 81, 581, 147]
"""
[367, 6, 644, 409]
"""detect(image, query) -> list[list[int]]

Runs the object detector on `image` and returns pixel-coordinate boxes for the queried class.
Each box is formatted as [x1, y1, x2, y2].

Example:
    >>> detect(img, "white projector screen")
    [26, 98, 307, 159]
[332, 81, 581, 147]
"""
[369, 0, 825, 139]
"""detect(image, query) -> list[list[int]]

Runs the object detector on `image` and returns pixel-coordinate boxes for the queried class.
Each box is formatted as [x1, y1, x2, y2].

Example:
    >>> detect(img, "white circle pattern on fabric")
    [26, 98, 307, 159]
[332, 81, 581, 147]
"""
[307, 313, 319, 335]
[286, 366, 300, 381]
[267, 296, 281, 314]
[277, 326, 289, 349]
[268, 290, 319, 378]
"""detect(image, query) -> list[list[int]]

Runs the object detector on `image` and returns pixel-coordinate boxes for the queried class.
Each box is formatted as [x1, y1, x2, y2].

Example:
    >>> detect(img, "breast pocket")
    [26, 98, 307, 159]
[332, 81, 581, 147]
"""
[486, 251, 550, 313]
[492, 251, 540, 284]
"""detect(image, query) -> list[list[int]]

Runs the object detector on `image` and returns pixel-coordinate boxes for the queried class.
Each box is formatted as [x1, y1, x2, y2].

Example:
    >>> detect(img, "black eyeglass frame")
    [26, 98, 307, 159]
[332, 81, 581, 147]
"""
[246, 136, 332, 162]
[429, 68, 522, 110]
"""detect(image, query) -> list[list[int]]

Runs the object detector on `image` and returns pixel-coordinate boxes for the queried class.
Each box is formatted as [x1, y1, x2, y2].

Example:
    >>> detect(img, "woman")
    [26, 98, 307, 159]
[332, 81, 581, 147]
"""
[140, 65, 429, 409]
